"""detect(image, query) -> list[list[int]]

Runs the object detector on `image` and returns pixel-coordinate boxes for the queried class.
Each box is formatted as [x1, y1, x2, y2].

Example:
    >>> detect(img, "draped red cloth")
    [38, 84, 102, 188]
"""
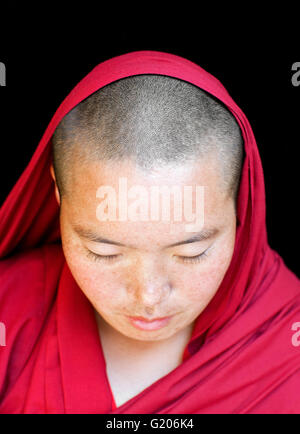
[0, 51, 299, 414]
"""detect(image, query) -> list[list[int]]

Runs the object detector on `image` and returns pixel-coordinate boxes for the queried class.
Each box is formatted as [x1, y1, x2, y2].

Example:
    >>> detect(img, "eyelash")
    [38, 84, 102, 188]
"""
[86, 251, 121, 262]
[177, 251, 208, 264]
[86, 250, 209, 265]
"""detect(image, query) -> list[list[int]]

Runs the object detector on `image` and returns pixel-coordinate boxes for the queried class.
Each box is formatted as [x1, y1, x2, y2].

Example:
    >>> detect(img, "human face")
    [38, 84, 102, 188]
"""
[53, 157, 237, 343]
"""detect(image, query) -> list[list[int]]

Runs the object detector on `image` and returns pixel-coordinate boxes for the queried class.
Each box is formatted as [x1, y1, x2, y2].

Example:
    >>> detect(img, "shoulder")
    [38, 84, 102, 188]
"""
[0, 243, 64, 312]
[0, 243, 64, 337]
[0, 244, 64, 399]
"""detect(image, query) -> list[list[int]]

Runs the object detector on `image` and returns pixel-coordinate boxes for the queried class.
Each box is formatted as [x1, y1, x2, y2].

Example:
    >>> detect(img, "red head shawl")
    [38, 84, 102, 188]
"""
[0, 51, 299, 414]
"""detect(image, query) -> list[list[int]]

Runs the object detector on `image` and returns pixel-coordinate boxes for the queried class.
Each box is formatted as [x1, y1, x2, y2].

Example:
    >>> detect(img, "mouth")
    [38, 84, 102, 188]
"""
[127, 315, 173, 331]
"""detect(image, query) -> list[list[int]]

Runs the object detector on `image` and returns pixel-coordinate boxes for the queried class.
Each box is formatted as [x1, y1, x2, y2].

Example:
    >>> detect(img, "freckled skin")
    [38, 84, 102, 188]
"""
[50, 158, 237, 356]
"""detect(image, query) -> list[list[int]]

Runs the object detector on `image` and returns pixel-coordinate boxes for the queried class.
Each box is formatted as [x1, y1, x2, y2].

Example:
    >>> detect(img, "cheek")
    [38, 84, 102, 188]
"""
[63, 242, 125, 307]
[178, 243, 235, 305]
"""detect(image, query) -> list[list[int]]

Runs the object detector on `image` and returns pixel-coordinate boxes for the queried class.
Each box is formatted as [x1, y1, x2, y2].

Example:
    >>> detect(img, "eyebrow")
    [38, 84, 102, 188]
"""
[73, 224, 219, 249]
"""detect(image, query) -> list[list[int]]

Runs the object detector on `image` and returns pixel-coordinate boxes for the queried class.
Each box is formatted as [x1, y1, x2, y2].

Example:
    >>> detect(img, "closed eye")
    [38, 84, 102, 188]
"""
[175, 250, 209, 264]
[86, 250, 121, 262]
[86, 249, 210, 264]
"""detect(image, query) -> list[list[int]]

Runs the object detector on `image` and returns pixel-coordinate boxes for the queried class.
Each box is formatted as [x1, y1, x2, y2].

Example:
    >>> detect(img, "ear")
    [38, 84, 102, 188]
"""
[50, 164, 61, 206]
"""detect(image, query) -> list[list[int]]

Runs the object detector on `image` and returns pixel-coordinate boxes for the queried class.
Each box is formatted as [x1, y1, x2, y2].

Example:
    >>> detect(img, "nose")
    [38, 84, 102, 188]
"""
[128, 256, 172, 309]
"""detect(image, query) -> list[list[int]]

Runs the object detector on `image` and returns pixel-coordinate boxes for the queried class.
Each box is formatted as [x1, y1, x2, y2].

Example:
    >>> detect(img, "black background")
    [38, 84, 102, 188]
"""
[0, 15, 299, 276]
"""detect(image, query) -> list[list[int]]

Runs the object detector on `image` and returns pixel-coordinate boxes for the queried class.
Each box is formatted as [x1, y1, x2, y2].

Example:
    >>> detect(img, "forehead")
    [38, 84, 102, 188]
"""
[68, 156, 224, 196]
[62, 158, 233, 245]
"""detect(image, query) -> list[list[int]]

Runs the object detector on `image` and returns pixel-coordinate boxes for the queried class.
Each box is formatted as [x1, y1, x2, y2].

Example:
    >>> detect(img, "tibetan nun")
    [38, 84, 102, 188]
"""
[0, 51, 300, 414]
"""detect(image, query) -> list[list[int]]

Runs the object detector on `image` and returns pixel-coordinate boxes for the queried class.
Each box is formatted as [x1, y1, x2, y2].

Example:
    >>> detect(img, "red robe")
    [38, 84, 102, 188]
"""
[0, 51, 299, 414]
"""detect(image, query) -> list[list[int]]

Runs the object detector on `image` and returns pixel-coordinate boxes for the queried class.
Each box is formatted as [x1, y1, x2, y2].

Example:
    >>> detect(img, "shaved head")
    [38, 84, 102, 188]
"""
[51, 74, 244, 202]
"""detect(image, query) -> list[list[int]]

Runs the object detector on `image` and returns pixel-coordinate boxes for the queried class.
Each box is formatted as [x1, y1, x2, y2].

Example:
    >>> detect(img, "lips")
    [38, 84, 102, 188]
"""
[128, 315, 173, 331]
[130, 316, 170, 322]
